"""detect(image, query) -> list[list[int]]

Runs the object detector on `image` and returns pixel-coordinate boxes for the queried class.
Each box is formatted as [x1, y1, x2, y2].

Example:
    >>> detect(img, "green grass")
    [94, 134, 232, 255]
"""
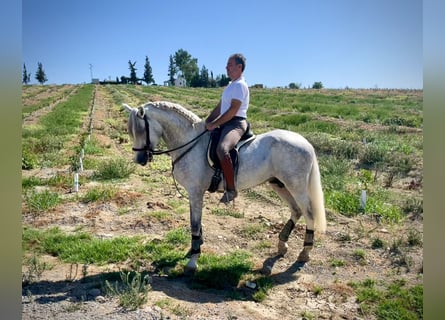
[93, 157, 136, 180]
[349, 279, 423, 319]
[24, 189, 61, 214]
[80, 186, 117, 203]
[210, 207, 244, 218]
[192, 250, 253, 289]
[22, 85, 94, 168]
[22, 227, 149, 265]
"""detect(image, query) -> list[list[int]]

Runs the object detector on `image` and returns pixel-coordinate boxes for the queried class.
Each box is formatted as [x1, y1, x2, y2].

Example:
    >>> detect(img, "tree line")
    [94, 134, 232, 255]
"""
[22, 48, 231, 88]
[23, 48, 323, 89]
[22, 62, 47, 85]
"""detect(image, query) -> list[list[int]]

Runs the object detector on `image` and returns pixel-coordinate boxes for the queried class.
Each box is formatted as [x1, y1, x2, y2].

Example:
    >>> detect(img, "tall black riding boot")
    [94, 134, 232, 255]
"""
[220, 154, 237, 204]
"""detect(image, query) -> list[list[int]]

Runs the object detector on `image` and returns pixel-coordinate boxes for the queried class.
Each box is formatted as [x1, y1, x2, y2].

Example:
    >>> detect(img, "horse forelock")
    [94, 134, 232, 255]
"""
[128, 108, 145, 136]
[147, 101, 201, 125]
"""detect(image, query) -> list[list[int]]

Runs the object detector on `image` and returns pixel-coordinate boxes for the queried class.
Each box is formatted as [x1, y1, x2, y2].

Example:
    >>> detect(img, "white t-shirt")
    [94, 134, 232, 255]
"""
[220, 76, 249, 118]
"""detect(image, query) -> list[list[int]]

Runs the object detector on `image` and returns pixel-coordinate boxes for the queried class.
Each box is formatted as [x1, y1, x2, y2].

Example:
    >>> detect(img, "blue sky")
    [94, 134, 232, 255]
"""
[22, 0, 422, 89]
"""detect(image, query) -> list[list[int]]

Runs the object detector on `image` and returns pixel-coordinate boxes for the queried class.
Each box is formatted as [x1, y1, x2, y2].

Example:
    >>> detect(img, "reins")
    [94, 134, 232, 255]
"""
[132, 114, 208, 162]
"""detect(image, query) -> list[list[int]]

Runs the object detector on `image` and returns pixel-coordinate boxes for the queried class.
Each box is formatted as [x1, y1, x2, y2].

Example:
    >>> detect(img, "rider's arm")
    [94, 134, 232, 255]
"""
[205, 100, 222, 124]
[207, 98, 241, 130]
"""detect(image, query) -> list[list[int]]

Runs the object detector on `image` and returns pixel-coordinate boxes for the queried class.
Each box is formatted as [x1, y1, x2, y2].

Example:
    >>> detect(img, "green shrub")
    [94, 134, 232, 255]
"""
[22, 147, 39, 170]
[94, 158, 135, 180]
[80, 186, 117, 203]
[359, 144, 387, 166]
[371, 238, 385, 249]
[24, 190, 61, 214]
[105, 271, 151, 310]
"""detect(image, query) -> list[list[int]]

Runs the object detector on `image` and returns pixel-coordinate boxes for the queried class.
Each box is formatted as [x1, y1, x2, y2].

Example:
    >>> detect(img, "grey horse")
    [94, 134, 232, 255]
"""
[123, 101, 326, 273]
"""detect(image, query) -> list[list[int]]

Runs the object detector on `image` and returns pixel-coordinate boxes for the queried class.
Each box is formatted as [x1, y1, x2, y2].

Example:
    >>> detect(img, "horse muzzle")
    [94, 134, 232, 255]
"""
[135, 150, 152, 166]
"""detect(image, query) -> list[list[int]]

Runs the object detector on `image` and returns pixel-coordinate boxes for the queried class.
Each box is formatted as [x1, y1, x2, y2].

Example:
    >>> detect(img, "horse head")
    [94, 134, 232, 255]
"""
[123, 103, 162, 166]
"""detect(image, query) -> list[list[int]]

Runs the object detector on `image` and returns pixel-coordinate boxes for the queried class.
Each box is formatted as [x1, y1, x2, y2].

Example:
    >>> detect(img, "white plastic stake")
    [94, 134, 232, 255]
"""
[79, 157, 83, 171]
[360, 190, 367, 211]
[74, 172, 79, 192]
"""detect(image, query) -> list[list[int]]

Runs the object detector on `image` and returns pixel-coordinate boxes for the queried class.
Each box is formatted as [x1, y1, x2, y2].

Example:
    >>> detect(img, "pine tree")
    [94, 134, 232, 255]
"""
[22, 63, 31, 84]
[200, 65, 210, 88]
[128, 60, 138, 84]
[168, 55, 176, 86]
[35, 62, 47, 85]
[143, 56, 155, 85]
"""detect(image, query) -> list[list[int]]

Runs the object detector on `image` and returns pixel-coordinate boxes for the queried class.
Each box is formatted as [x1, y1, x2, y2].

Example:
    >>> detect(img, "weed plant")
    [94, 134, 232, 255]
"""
[24, 189, 61, 214]
[94, 158, 135, 180]
[105, 271, 151, 310]
[80, 186, 117, 203]
[22, 254, 51, 285]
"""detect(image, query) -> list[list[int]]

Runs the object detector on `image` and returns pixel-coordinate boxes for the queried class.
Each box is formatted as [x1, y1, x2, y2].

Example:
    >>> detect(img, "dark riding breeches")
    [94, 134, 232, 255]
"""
[216, 117, 247, 160]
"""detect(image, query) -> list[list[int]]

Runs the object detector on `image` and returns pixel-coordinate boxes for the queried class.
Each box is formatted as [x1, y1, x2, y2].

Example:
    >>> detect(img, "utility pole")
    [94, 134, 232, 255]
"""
[89, 64, 94, 82]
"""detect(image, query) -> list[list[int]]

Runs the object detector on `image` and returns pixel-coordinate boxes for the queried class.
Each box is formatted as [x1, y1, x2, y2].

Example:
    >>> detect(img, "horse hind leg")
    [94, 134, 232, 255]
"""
[270, 181, 316, 262]
[269, 183, 302, 256]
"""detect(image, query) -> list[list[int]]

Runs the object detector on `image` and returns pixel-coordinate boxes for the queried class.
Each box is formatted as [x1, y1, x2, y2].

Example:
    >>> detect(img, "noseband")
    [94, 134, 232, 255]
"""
[132, 114, 154, 162]
[132, 113, 207, 163]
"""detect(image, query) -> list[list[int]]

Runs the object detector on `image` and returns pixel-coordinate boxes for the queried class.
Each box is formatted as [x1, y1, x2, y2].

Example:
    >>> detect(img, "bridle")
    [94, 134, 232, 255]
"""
[132, 114, 207, 163]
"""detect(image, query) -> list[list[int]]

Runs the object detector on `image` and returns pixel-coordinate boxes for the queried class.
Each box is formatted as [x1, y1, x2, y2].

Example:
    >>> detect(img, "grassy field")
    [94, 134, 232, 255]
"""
[22, 84, 423, 319]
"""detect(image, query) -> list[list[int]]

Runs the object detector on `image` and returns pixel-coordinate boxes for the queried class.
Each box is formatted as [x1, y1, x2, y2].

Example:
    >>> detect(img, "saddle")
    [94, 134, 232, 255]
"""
[207, 122, 255, 192]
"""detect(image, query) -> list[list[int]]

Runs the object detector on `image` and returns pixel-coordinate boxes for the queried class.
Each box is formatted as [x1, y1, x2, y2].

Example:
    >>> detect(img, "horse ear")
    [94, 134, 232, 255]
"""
[122, 103, 134, 113]
[137, 106, 145, 118]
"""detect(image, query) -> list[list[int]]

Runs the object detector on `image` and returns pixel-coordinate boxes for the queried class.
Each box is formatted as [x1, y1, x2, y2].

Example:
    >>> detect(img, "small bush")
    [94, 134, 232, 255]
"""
[22, 176, 44, 189]
[407, 229, 422, 247]
[24, 189, 61, 214]
[80, 186, 117, 203]
[94, 158, 135, 180]
[359, 144, 387, 166]
[371, 238, 385, 249]
[22, 254, 51, 285]
[22, 148, 39, 170]
[105, 271, 151, 310]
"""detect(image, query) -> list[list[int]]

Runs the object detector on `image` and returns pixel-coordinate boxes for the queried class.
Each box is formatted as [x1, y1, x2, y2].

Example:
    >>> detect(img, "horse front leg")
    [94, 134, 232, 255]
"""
[185, 192, 204, 274]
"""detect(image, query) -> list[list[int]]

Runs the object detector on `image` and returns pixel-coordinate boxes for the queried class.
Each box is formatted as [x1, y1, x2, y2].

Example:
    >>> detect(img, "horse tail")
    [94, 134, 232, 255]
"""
[308, 154, 327, 233]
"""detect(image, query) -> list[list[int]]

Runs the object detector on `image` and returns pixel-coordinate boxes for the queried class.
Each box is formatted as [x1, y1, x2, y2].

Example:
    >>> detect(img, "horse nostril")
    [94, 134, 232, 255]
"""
[136, 152, 148, 166]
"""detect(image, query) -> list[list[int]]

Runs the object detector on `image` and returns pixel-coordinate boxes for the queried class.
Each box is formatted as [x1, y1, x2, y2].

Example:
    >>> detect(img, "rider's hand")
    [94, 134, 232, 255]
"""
[206, 122, 218, 131]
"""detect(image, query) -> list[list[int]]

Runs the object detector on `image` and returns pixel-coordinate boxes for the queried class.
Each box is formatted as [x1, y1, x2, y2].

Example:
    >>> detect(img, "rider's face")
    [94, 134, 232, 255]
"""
[226, 58, 242, 80]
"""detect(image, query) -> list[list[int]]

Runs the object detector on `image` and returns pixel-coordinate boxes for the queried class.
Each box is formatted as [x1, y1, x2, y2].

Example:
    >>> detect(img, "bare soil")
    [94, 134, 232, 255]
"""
[22, 86, 423, 319]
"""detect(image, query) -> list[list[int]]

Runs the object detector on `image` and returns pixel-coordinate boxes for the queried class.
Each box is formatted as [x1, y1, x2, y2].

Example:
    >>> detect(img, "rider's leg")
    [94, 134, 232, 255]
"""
[216, 118, 246, 204]
[219, 154, 237, 203]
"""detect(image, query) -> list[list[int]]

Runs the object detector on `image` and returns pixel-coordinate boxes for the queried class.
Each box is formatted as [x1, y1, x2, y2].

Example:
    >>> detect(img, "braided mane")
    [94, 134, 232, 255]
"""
[148, 101, 201, 125]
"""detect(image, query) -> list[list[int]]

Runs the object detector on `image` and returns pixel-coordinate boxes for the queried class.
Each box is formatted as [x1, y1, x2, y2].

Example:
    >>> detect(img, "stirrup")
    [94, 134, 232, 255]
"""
[220, 190, 238, 204]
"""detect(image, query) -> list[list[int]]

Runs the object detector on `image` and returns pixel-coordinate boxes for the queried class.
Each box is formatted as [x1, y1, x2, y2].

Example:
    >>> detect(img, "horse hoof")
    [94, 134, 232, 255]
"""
[261, 264, 273, 276]
[184, 265, 197, 276]
[297, 251, 310, 262]
[278, 240, 288, 256]
[184, 256, 199, 275]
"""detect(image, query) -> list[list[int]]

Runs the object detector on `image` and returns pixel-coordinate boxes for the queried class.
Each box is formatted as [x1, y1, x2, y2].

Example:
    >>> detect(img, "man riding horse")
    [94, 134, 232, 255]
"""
[205, 53, 249, 204]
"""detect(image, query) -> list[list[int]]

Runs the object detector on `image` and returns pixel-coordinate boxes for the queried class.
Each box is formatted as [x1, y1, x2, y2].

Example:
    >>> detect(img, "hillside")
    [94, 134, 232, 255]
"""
[22, 85, 423, 319]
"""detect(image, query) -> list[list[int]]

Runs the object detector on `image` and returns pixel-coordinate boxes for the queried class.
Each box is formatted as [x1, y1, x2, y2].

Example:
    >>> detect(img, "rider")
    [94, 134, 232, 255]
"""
[205, 53, 250, 204]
